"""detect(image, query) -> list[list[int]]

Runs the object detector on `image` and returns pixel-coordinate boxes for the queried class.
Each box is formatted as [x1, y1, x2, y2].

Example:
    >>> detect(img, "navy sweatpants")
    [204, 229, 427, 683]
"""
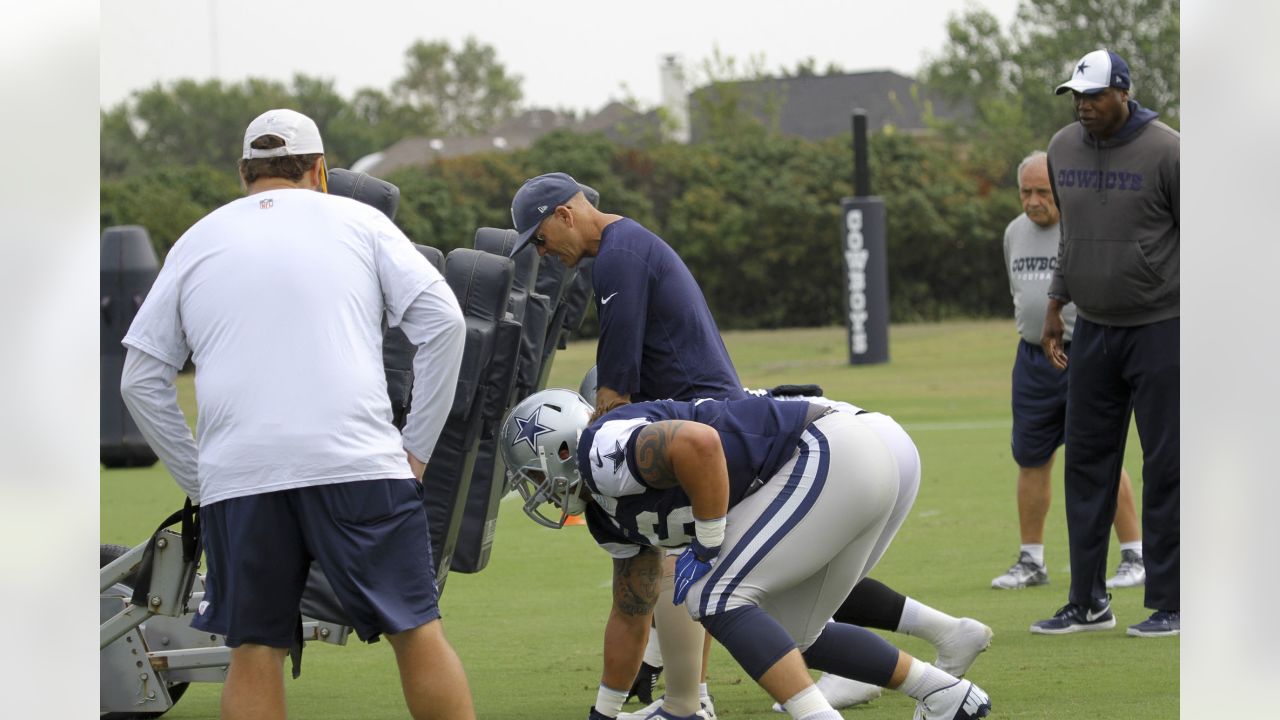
[1065, 316, 1179, 612]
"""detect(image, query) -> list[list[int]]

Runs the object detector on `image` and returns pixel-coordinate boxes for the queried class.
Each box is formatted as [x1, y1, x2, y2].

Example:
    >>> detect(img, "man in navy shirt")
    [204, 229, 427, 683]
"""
[509, 172, 744, 418]
[499, 390, 993, 720]
[510, 171, 744, 716]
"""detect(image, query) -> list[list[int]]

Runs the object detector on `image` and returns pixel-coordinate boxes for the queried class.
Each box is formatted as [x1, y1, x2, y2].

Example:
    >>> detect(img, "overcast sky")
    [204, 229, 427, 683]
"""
[100, 0, 1022, 113]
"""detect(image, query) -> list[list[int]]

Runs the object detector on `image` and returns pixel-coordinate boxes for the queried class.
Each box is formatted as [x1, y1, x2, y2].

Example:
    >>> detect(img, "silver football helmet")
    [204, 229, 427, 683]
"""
[499, 388, 594, 528]
[578, 365, 598, 408]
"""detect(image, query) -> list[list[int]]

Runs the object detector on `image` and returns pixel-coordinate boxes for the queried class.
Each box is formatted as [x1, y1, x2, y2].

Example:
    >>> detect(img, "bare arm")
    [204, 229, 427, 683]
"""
[631, 420, 729, 522]
[601, 549, 661, 692]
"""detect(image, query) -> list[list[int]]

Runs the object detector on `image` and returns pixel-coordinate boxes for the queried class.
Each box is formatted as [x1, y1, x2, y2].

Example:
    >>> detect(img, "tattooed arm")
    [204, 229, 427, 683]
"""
[601, 547, 662, 692]
[631, 420, 730, 522]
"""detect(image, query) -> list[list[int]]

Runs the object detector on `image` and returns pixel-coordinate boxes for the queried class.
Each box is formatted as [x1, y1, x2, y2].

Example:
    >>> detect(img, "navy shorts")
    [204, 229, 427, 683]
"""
[1011, 339, 1069, 467]
[192, 478, 440, 647]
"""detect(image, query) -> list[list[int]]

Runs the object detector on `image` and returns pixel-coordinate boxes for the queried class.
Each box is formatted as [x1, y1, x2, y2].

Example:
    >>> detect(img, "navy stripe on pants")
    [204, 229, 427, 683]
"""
[694, 424, 828, 619]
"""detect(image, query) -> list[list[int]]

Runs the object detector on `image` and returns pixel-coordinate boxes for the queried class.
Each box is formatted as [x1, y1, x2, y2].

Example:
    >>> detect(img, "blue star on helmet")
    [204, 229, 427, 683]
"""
[511, 406, 554, 452]
[604, 441, 627, 473]
[1076, 61, 1089, 75]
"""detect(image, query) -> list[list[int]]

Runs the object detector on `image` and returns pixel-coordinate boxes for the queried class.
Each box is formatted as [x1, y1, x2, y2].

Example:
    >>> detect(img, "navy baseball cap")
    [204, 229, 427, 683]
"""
[509, 172, 586, 256]
[1056, 49, 1131, 95]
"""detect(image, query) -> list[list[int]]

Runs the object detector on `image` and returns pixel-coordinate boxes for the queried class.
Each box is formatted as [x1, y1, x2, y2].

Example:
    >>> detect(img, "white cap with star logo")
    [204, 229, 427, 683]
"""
[1055, 49, 1132, 95]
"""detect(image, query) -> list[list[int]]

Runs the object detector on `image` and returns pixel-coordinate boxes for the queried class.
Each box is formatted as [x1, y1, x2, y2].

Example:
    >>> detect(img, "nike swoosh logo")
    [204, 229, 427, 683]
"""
[1086, 606, 1109, 621]
[600, 292, 619, 304]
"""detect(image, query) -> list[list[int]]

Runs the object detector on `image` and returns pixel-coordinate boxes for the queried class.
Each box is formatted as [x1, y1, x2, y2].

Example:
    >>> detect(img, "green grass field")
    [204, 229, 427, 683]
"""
[100, 320, 1179, 718]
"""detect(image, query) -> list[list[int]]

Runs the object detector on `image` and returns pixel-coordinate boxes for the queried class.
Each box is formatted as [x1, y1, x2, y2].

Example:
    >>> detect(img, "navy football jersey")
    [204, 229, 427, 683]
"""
[592, 218, 746, 403]
[576, 397, 812, 558]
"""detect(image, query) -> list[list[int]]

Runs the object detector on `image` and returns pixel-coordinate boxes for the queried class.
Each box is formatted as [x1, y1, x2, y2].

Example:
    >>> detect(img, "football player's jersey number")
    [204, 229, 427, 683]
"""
[633, 506, 695, 547]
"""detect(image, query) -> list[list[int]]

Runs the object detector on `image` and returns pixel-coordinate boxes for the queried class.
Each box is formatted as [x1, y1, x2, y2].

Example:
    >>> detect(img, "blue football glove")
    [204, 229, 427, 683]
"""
[672, 538, 720, 606]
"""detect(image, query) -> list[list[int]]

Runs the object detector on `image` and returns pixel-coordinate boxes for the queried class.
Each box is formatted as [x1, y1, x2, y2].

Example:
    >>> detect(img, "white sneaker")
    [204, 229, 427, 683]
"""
[912, 679, 992, 720]
[769, 673, 882, 712]
[991, 551, 1049, 589]
[934, 618, 993, 677]
[1106, 549, 1146, 588]
[815, 672, 882, 708]
[618, 696, 716, 720]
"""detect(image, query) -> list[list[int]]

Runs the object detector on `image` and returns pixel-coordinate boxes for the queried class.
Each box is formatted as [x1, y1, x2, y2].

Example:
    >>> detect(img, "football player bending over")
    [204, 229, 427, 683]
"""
[500, 389, 993, 720]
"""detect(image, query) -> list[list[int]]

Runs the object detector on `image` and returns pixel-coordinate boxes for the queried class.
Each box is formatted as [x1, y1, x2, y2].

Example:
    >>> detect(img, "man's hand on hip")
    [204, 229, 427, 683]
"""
[406, 450, 427, 482]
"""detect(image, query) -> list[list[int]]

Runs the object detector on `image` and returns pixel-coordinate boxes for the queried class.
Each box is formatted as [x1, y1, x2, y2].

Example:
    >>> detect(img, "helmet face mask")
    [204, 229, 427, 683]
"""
[509, 453, 588, 529]
[500, 389, 594, 529]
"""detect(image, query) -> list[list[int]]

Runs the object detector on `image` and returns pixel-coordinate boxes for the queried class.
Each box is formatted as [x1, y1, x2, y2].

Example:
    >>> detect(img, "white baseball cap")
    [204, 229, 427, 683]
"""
[241, 109, 325, 159]
[1055, 49, 1132, 96]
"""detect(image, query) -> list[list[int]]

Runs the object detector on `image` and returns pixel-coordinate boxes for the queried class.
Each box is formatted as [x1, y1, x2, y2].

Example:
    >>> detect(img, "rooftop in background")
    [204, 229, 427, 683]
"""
[360, 69, 969, 177]
[689, 70, 971, 142]
[359, 103, 653, 177]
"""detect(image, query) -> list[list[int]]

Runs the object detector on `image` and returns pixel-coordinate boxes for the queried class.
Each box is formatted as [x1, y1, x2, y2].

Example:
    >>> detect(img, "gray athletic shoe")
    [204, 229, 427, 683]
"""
[991, 551, 1049, 589]
[1106, 549, 1146, 589]
[1127, 610, 1179, 637]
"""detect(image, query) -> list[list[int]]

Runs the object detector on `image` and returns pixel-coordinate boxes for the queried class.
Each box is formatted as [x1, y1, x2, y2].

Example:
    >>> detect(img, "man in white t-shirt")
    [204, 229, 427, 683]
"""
[992, 150, 1143, 594]
[120, 109, 475, 719]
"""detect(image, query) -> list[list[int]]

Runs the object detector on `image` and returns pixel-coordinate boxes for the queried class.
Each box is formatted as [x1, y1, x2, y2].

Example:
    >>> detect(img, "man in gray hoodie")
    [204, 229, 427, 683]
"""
[1031, 50, 1179, 638]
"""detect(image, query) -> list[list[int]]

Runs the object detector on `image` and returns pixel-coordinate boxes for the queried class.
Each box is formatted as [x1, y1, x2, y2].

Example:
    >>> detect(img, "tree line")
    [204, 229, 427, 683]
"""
[100, 0, 1178, 328]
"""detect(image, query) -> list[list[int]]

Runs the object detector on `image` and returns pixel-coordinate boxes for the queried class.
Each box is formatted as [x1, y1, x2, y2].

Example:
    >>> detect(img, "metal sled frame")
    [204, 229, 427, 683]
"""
[100, 529, 352, 716]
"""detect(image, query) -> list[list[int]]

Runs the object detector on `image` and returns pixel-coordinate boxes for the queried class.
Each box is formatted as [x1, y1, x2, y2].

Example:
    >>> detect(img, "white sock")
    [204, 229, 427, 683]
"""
[698, 682, 709, 701]
[1020, 543, 1045, 566]
[897, 597, 958, 646]
[642, 626, 664, 667]
[1120, 541, 1143, 556]
[899, 659, 958, 701]
[782, 684, 839, 719]
[594, 684, 629, 717]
